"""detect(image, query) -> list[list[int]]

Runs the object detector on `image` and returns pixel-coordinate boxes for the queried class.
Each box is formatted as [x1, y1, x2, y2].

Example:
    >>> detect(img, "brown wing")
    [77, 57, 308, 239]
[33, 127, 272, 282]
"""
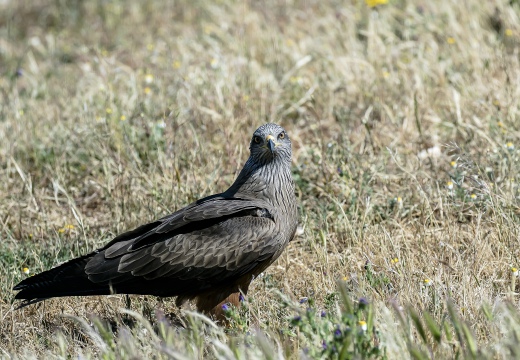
[83, 197, 281, 296]
[13, 196, 281, 302]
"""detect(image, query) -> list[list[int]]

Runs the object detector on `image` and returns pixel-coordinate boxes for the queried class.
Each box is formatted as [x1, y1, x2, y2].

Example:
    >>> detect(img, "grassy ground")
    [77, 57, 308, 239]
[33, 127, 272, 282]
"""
[1, 0, 520, 358]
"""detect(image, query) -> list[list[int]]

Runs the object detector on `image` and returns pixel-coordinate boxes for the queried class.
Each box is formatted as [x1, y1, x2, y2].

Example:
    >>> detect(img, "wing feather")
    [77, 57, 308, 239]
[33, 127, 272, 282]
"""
[84, 197, 280, 296]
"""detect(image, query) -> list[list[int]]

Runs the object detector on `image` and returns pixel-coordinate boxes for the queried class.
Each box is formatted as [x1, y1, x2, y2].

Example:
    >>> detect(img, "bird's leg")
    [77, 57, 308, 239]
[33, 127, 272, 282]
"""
[125, 294, 131, 309]
[210, 292, 241, 322]
[196, 289, 248, 324]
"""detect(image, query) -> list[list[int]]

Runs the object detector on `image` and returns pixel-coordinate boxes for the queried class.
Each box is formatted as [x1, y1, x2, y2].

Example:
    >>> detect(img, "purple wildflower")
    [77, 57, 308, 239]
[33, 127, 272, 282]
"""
[322, 340, 327, 350]
[321, 310, 326, 317]
[299, 297, 308, 304]
[221, 303, 230, 312]
[239, 293, 245, 302]
[359, 297, 369, 306]
[334, 326, 342, 337]
[359, 297, 369, 309]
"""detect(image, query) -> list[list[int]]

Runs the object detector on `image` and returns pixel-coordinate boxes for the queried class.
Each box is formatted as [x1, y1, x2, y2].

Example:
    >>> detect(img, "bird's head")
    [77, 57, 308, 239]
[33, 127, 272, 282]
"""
[249, 123, 291, 163]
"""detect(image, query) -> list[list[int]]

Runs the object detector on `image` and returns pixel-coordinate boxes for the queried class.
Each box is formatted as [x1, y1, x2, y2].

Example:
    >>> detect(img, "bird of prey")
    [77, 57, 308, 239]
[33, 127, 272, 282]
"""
[13, 123, 298, 319]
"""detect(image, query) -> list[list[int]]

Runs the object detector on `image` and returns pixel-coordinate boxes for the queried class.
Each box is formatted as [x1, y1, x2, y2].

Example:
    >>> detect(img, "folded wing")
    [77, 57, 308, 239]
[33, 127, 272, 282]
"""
[14, 196, 280, 304]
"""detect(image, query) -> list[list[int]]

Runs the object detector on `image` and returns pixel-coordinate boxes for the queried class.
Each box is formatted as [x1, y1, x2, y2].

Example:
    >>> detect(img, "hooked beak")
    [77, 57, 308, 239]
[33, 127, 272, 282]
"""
[266, 135, 276, 154]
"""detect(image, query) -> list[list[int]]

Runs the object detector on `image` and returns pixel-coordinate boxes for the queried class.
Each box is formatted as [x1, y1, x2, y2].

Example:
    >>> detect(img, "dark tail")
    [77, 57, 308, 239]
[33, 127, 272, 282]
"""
[13, 252, 111, 308]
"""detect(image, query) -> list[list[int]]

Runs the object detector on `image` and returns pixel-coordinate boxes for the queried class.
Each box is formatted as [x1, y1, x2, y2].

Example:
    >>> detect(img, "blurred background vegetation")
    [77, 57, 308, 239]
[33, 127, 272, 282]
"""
[1, 0, 520, 358]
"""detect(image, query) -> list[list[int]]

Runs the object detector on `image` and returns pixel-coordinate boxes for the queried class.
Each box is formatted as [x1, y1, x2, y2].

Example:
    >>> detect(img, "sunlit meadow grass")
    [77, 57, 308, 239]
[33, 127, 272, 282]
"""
[1, 0, 520, 358]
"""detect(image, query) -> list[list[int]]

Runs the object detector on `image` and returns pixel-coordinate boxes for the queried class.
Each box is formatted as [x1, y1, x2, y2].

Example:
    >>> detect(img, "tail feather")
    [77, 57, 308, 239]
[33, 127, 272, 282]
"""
[13, 252, 112, 305]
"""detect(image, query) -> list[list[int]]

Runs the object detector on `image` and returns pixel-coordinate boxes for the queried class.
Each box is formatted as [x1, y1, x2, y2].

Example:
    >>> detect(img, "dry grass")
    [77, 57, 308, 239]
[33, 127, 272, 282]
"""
[1, 0, 520, 358]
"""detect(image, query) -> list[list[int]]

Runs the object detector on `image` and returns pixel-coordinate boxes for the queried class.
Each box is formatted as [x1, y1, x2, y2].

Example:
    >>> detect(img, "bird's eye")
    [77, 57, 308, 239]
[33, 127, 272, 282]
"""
[253, 136, 261, 144]
[278, 132, 285, 139]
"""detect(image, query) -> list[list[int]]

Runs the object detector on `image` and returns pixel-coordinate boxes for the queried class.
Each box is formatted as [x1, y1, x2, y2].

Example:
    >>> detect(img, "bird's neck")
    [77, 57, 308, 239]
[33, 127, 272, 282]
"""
[225, 156, 294, 203]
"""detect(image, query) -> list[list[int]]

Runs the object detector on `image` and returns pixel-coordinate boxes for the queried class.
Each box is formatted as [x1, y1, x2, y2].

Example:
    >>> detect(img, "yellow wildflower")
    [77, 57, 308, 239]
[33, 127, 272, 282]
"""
[391, 257, 399, 264]
[144, 87, 152, 95]
[512, 267, 519, 277]
[106, 108, 112, 114]
[470, 194, 477, 200]
[358, 320, 368, 331]
[172, 60, 181, 69]
[450, 161, 457, 168]
[505, 29, 513, 37]
[506, 142, 514, 150]
[446, 181, 453, 190]
[365, 0, 388, 8]
[423, 279, 432, 286]
[447, 37, 456, 44]
[23, 267, 30, 275]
